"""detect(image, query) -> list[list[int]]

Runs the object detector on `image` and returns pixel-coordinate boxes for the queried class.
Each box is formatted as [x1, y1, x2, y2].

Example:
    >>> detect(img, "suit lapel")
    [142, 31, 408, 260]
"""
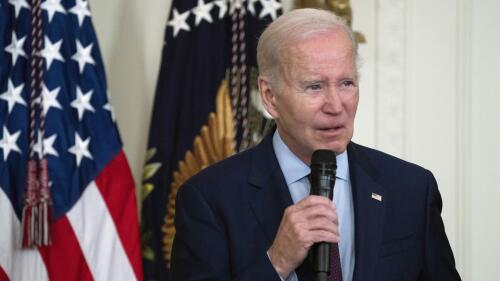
[247, 133, 313, 281]
[348, 143, 386, 281]
[247, 133, 294, 245]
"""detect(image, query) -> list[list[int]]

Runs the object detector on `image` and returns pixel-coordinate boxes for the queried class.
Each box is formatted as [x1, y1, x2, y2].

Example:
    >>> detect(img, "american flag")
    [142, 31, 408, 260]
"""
[0, 0, 143, 280]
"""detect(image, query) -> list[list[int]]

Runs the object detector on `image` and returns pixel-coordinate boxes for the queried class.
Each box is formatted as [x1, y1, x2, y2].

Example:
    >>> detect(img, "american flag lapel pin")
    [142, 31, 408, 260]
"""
[371, 192, 382, 202]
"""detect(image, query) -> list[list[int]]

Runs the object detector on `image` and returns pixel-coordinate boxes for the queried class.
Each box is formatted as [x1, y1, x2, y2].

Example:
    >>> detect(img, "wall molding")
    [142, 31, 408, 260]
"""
[455, 0, 472, 278]
[375, 0, 407, 158]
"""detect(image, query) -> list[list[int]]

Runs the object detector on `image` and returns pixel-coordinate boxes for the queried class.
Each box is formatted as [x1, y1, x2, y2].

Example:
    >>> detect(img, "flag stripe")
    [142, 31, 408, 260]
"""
[94, 151, 143, 281]
[67, 181, 137, 281]
[38, 216, 93, 281]
[0, 187, 16, 281]
[0, 188, 49, 281]
[0, 265, 9, 281]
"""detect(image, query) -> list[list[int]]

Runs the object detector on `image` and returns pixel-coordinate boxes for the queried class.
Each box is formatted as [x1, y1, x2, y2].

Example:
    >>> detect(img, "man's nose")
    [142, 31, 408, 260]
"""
[322, 89, 343, 114]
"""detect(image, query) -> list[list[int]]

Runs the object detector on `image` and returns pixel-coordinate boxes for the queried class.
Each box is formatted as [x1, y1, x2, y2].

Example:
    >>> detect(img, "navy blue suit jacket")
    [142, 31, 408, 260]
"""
[170, 133, 461, 281]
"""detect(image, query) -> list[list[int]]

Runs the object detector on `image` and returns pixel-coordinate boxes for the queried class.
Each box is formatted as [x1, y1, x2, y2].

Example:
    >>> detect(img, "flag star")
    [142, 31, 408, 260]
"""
[0, 126, 22, 161]
[247, 0, 259, 15]
[41, 0, 67, 23]
[167, 8, 191, 37]
[72, 40, 95, 74]
[0, 79, 26, 114]
[229, 0, 244, 15]
[192, 0, 214, 26]
[69, 0, 91, 27]
[103, 103, 115, 122]
[68, 132, 92, 167]
[259, 0, 281, 20]
[35, 84, 63, 115]
[41, 36, 65, 70]
[8, 0, 30, 18]
[4, 32, 27, 66]
[70, 86, 95, 121]
[103, 91, 116, 121]
[214, 0, 227, 19]
[34, 132, 59, 158]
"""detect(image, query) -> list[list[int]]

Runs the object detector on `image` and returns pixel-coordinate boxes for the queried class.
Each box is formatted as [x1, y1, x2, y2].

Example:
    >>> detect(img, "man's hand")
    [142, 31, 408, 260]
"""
[267, 195, 339, 278]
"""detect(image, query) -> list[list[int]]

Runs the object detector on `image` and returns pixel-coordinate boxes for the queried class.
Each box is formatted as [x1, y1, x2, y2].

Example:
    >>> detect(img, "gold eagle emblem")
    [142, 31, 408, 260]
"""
[162, 80, 236, 267]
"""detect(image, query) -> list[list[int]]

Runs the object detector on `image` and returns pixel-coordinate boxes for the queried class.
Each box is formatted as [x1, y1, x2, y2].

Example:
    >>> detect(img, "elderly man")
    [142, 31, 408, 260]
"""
[170, 8, 461, 281]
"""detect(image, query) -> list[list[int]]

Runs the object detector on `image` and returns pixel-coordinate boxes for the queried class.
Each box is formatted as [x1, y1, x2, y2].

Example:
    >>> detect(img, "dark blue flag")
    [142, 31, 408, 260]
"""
[140, 0, 282, 279]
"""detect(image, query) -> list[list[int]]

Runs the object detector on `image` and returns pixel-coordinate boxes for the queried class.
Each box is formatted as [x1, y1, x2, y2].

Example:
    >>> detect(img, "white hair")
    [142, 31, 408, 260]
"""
[257, 8, 360, 89]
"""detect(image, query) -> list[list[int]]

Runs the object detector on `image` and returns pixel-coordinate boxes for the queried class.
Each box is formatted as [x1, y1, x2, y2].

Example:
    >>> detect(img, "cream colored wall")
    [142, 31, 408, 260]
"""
[90, 0, 500, 279]
[89, 0, 171, 190]
[349, 0, 500, 279]
[468, 0, 500, 277]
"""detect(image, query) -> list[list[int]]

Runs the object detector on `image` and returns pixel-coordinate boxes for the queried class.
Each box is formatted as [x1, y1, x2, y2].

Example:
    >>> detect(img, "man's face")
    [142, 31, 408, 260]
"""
[260, 28, 359, 164]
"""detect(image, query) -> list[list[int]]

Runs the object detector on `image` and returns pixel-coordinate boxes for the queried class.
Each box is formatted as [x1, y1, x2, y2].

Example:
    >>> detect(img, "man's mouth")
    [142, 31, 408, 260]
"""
[318, 125, 343, 132]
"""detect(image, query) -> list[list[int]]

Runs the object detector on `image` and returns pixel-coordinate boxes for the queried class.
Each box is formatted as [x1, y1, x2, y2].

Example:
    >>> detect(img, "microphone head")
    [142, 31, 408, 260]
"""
[311, 150, 337, 169]
[309, 150, 337, 198]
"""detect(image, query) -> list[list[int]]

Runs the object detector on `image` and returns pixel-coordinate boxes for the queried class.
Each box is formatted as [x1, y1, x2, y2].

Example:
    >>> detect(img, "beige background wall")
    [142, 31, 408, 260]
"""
[89, 0, 500, 279]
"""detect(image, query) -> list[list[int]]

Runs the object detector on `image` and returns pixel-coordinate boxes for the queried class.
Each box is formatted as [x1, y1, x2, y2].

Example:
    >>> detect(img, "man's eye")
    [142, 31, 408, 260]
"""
[306, 84, 322, 91]
[341, 80, 355, 87]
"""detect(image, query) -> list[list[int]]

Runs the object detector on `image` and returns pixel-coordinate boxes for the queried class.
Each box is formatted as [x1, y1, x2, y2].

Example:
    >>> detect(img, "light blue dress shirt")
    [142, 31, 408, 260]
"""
[272, 130, 355, 281]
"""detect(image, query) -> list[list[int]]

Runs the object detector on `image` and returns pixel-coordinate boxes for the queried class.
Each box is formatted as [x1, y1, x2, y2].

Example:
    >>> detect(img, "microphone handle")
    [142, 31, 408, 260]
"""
[315, 273, 329, 281]
[313, 243, 330, 281]
[310, 174, 336, 280]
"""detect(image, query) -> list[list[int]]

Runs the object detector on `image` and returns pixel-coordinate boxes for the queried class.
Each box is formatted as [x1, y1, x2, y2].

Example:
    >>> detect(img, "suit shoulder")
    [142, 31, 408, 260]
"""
[350, 142, 431, 177]
[178, 145, 257, 197]
[349, 143, 438, 206]
[188, 146, 254, 183]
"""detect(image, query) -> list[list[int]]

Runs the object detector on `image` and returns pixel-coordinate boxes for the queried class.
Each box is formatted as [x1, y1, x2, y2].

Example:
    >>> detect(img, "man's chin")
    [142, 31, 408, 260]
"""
[314, 142, 348, 155]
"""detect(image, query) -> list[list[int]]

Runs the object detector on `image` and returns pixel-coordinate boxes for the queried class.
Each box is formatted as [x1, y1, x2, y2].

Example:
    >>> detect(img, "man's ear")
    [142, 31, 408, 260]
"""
[258, 76, 279, 118]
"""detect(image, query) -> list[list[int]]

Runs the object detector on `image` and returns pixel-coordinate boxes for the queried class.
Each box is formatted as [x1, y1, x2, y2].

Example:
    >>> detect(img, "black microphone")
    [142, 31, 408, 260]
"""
[309, 149, 337, 281]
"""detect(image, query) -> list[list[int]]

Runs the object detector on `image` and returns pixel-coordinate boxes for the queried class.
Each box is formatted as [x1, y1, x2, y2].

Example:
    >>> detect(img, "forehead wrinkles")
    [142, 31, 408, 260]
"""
[280, 42, 355, 85]
[279, 44, 314, 87]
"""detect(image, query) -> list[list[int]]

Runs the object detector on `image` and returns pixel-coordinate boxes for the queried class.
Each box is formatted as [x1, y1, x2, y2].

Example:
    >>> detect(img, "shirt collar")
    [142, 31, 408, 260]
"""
[272, 130, 350, 184]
